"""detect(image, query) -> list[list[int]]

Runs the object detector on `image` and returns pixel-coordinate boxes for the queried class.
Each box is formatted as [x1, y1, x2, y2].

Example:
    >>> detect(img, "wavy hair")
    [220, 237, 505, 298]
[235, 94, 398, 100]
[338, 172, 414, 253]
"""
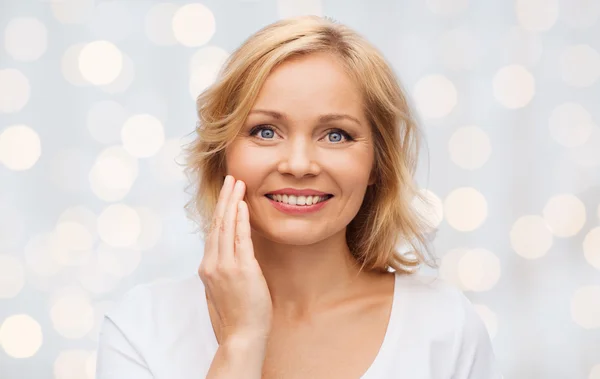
[183, 15, 438, 274]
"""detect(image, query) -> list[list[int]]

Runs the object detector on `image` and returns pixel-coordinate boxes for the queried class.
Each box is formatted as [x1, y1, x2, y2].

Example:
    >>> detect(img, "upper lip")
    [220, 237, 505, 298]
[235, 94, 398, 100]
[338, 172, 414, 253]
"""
[266, 188, 332, 196]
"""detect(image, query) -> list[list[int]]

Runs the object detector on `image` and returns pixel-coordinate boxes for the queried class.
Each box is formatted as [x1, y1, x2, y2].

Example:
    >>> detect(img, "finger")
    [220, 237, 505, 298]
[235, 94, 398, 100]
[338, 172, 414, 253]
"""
[203, 175, 234, 266]
[219, 179, 245, 265]
[235, 200, 255, 265]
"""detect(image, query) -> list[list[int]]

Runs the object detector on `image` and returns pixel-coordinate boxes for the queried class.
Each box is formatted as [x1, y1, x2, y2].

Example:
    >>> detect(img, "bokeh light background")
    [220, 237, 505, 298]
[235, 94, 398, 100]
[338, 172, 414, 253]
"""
[1, 0, 599, 378]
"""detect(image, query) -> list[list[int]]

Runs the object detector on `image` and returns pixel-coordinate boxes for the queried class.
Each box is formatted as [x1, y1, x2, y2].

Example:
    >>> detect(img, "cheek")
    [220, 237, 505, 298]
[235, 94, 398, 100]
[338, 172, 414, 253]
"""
[321, 148, 373, 184]
[225, 143, 272, 187]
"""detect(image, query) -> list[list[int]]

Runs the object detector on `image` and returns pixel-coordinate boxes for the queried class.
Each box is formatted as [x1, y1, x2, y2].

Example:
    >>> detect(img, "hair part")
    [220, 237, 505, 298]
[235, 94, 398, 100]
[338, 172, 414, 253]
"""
[183, 15, 439, 275]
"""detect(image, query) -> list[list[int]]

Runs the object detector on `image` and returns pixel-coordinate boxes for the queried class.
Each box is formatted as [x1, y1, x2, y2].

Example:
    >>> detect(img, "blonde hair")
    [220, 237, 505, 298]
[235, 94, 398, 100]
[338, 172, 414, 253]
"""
[184, 15, 438, 274]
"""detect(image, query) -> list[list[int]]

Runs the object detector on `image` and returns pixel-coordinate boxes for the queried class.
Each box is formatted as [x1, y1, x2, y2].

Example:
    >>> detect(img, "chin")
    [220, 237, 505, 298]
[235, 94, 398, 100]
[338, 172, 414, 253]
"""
[252, 222, 335, 246]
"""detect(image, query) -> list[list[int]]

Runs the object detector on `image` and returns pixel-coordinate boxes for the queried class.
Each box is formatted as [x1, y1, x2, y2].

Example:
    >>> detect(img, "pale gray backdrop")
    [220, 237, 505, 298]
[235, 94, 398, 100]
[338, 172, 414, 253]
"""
[1, 0, 599, 378]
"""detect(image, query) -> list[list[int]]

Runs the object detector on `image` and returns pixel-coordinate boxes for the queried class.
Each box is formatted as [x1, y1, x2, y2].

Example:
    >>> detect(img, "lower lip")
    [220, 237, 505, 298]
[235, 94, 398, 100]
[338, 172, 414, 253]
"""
[265, 196, 332, 215]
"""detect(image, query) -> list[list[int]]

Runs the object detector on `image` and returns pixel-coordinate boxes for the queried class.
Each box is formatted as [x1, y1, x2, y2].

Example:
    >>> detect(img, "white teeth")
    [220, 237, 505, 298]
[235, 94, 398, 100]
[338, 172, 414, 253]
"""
[268, 194, 329, 206]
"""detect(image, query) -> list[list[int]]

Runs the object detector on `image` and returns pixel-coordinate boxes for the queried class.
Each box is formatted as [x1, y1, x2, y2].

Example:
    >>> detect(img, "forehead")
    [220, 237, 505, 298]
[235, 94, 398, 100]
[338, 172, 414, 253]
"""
[251, 52, 364, 120]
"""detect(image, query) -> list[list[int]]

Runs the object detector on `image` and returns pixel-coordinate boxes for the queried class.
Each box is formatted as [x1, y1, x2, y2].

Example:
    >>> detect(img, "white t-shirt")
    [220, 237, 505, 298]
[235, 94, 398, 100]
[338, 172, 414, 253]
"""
[96, 271, 503, 379]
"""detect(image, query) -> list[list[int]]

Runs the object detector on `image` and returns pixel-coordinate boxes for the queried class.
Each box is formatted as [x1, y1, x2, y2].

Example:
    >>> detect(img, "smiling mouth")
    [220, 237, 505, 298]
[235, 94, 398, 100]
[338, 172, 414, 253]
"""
[265, 194, 333, 206]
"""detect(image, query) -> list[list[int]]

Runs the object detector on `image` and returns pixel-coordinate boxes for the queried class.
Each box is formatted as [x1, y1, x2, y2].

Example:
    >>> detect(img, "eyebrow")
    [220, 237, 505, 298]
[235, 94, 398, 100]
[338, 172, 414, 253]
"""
[249, 109, 362, 126]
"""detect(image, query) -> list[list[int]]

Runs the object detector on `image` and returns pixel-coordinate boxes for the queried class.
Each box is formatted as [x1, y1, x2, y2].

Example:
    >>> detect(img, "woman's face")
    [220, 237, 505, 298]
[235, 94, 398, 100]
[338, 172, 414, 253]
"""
[225, 52, 375, 246]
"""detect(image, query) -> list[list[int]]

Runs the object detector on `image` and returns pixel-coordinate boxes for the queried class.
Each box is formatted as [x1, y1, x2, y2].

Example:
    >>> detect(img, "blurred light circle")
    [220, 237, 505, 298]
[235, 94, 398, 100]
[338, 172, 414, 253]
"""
[510, 215, 553, 259]
[87, 101, 129, 144]
[0, 125, 41, 171]
[277, 0, 323, 18]
[0, 314, 43, 358]
[501, 26, 543, 67]
[571, 285, 600, 329]
[493, 65, 535, 109]
[561, 0, 600, 29]
[97, 244, 142, 278]
[4, 17, 48, 61]
[438, 27, 479, 70]
[149, 138, 187, 182]
[543, 194, 586, 237]
[583, 227, 600, 270]
[448, 125, 491, 169]
[516, 0, 558, 31]
[0, 254, 24, 298]
[189, 46, 229, 99]
[172, 3, 216, 47]
[121, 114, 165, 158]
[440, 248, 469, 291]
[50, 0, 94, 24]
[473, 304, 498, 339]
[85, 351, 97, 378]
[458, 248, 501, 292]
[549, 102, 594, 147]
[190, 46, 230, 71]
[145, 3, 179, 46]
[135, 207, 163, 250]
[0, 68, 30, 113]
[78, 41, 123, 86]
[97, 204, 142, 247]
[24, 233, 63, 276]
[413, 74, 458, 119]
[54, 349, 95, 379]
[50, 289, 95, 339]
[88, 1, 133, 42]
[411, 189, 444, 231]
[61, 44, 89, 86]
[560, 44, 600, 88]
[444, 187, 488, 231]
[426, 0, 469, 16]
[88, 146, 138, 202]
[54, 222, 93, 252]
[99, 53, 135, 94]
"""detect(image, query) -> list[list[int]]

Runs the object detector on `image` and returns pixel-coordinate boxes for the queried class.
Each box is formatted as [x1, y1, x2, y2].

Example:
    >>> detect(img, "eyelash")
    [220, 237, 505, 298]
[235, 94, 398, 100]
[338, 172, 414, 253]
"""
[248, 125, 355, 143]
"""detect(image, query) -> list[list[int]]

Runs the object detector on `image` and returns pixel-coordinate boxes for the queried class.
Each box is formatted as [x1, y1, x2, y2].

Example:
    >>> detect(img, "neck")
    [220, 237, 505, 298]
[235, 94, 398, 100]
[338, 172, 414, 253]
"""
[251, 227, 367, 320]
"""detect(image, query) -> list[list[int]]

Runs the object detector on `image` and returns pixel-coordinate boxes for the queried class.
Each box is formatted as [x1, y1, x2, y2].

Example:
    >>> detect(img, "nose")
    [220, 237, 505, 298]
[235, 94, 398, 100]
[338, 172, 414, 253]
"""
[277, 135, 320, 178]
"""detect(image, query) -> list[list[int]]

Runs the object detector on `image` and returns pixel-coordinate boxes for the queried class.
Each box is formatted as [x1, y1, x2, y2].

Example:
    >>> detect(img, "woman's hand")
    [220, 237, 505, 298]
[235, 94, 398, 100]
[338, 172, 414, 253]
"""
[199, 175, 273, 345]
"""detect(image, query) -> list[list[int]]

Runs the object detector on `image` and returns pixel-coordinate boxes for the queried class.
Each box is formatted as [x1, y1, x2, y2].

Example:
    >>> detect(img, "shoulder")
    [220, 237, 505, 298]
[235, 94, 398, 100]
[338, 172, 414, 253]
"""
[393, 272, 502, 378]
[394, 272, 469, 317]
[104, 273, 206, 331]
[394, 271, 489, 337]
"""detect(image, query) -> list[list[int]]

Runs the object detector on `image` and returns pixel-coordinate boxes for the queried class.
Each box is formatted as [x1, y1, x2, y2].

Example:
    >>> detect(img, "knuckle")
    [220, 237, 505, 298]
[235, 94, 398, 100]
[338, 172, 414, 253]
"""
[216, 262, 234, 274]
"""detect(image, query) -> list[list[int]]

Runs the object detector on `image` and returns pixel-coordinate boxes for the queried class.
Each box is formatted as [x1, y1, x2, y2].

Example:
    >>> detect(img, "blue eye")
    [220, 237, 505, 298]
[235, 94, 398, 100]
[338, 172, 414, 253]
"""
[328, 131, 344, 143]
[258, 128, 275, 139]
[249, 125, 276, 139]
[249, 125, 353, 143]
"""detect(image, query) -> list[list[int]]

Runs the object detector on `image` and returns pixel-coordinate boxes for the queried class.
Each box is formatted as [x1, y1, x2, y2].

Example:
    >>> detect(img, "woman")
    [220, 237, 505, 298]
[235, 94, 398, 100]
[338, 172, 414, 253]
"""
[96, 16, 502, 378]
